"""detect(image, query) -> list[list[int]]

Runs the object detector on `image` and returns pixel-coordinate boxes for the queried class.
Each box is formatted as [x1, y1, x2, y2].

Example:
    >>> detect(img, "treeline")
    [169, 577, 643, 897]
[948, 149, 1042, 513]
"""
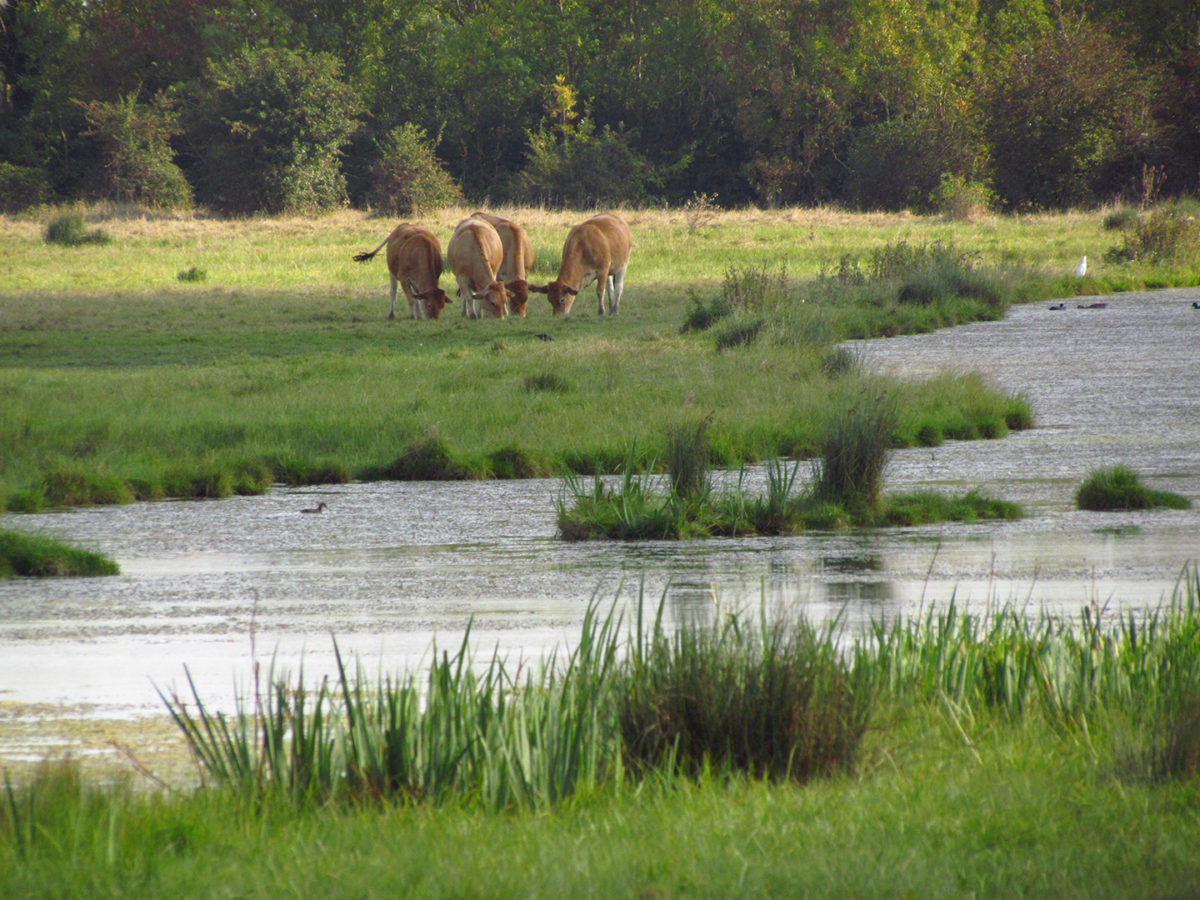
[0, 0, 1197, 215]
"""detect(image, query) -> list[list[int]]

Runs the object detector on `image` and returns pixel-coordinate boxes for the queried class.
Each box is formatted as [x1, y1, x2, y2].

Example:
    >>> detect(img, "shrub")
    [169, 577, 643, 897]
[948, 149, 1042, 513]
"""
[363, 123, 463, 215]
[184, 47, 362, 214]
[1105, 204, 1200, 266]
[76, 92, 191, 209]
[511, 117, 657, 208]
[845, 111, 988, 214]
[929, 172, 994, 220]
[43, 212, 110, 246]
[0, 162, 52, 212]
[984, 26, 1156, 209]
[1075, 464, 1191, 511]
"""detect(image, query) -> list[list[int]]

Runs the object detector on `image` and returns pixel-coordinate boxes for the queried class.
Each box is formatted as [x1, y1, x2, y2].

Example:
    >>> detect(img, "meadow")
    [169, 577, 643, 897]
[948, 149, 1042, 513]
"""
[7, 202, 1197, 515]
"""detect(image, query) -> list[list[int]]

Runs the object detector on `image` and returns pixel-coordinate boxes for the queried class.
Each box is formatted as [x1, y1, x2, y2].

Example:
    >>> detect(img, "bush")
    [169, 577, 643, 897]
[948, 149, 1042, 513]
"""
[363, 123, 463, 215]
[1105, 204, 1200, 266]
[510, 117, 657, 208]
[845, 111, 988, 214]
[184, 47, 361, 214]
[76, 92, 191, 209]
[929, 172, 994, 220]
[0, 162, 52, 212]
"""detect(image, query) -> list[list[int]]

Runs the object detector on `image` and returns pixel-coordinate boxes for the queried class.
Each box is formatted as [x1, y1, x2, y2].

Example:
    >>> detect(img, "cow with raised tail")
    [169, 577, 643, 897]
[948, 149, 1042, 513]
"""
[472, 210, 535, 317]
[352, 223, 449, 320]
[530, 212, 631, 316]
[446, 216, 508, 319]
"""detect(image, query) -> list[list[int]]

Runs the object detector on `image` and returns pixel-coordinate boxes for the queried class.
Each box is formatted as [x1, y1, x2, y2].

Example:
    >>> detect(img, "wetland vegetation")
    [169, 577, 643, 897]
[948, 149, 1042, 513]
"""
[4, 569, 1200, 898]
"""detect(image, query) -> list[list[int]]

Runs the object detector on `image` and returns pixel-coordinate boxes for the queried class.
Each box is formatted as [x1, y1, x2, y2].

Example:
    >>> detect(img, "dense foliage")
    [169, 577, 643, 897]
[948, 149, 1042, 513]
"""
[1, 0, 1196, 212]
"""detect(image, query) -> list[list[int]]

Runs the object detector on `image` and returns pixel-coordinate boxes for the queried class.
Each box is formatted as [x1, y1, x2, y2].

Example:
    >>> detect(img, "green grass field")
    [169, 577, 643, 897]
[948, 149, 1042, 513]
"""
[8, 202, 1195, 513]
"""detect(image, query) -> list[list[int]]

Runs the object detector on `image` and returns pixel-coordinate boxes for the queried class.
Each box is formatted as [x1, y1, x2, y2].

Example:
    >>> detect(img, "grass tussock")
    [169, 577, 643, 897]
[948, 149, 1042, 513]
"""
[42, 211, 111, 246]
[619, 604, 870, 782]
[1075, 464, 1191, 511]
[0, 528, 119, 578]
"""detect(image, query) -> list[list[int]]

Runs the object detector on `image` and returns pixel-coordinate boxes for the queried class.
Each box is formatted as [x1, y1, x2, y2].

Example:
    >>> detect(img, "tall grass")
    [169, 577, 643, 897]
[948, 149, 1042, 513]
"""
[814, 384, 897, 517]
[163, 607, 625, 810]
[856, 566, 1200, 745]
[619, 601, 871, 783]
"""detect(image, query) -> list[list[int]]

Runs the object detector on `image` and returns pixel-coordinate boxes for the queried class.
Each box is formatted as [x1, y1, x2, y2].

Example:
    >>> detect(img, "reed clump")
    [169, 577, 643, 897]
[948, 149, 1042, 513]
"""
[618, 604, 870, 783]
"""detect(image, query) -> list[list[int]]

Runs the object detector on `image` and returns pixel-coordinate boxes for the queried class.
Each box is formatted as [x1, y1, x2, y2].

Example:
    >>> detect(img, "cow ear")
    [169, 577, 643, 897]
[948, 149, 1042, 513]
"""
[566, 286, 579, 296]
[528, 284, 547, 294]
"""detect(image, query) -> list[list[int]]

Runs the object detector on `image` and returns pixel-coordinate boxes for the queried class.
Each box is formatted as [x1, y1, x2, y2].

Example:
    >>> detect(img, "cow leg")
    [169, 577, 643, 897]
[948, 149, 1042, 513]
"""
[609, 267, 626, 315]
[456, 276, 474, 319]
[388, 275, 399, 321]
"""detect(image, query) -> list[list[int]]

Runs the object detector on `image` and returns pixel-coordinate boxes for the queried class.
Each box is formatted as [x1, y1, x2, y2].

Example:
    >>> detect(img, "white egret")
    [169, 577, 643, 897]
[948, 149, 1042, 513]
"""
[1074, 255, 1087, 277]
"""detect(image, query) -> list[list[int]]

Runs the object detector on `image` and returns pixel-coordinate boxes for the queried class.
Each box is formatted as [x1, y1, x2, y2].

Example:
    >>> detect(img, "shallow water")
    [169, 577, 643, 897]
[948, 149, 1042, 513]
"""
[2, 289, 1198, 729]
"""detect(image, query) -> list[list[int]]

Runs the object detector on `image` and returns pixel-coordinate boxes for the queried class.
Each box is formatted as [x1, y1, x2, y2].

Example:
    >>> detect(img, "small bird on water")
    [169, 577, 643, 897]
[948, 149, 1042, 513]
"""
[1074, 255, 1087, 278]
[301, 501, 328, 514]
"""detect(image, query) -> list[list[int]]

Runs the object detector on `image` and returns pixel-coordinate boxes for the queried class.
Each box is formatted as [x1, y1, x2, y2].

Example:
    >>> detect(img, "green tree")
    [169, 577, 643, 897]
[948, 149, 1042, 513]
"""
[984, 24, 1157, 209]
[182, 46, 362, 214]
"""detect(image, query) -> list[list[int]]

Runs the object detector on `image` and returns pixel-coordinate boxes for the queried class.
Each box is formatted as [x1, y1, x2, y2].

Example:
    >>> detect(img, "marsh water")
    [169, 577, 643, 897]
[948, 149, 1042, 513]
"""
[2, 289, 1198, 737]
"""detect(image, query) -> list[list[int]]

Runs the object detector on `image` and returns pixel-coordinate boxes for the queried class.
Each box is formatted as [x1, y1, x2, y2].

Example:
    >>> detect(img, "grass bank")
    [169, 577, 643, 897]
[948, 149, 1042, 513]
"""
[1, 204, 1195, 512]
[4, 567, 1200, 897]
[0, 528, 118, 577]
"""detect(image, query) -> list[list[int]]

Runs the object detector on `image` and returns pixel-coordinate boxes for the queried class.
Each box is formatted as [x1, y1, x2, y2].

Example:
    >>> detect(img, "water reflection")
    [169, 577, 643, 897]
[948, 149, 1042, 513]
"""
[0, 289, 1198, 724]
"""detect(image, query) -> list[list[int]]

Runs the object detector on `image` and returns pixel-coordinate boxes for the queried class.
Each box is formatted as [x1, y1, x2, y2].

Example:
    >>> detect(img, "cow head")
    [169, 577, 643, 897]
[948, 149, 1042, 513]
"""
[529, 280, 578, 315]
[410, 283, 450, 320]
[473, 281, 509, 319]
[506, 279, 530, 317]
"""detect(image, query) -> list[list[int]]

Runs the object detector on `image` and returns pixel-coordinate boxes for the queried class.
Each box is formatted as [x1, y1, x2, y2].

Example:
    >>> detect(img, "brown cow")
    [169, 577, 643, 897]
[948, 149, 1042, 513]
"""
[472, 210, 535, 317]
[446, 217, 508, 319]
[353, 223, 449, 320]
[530, 212, 631, 315]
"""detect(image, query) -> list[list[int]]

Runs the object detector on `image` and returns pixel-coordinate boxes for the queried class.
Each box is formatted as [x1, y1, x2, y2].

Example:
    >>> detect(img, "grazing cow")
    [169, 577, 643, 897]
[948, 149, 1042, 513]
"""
[472, 210, 535, 317]
[530, 212, 631, 316]
[446, 217, 508, 319]
[353, 223, 449, 320]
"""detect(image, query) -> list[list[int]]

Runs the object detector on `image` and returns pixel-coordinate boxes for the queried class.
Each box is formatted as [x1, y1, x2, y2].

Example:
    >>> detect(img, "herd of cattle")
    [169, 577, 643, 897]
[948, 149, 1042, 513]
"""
[352, 211, 632, 321]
